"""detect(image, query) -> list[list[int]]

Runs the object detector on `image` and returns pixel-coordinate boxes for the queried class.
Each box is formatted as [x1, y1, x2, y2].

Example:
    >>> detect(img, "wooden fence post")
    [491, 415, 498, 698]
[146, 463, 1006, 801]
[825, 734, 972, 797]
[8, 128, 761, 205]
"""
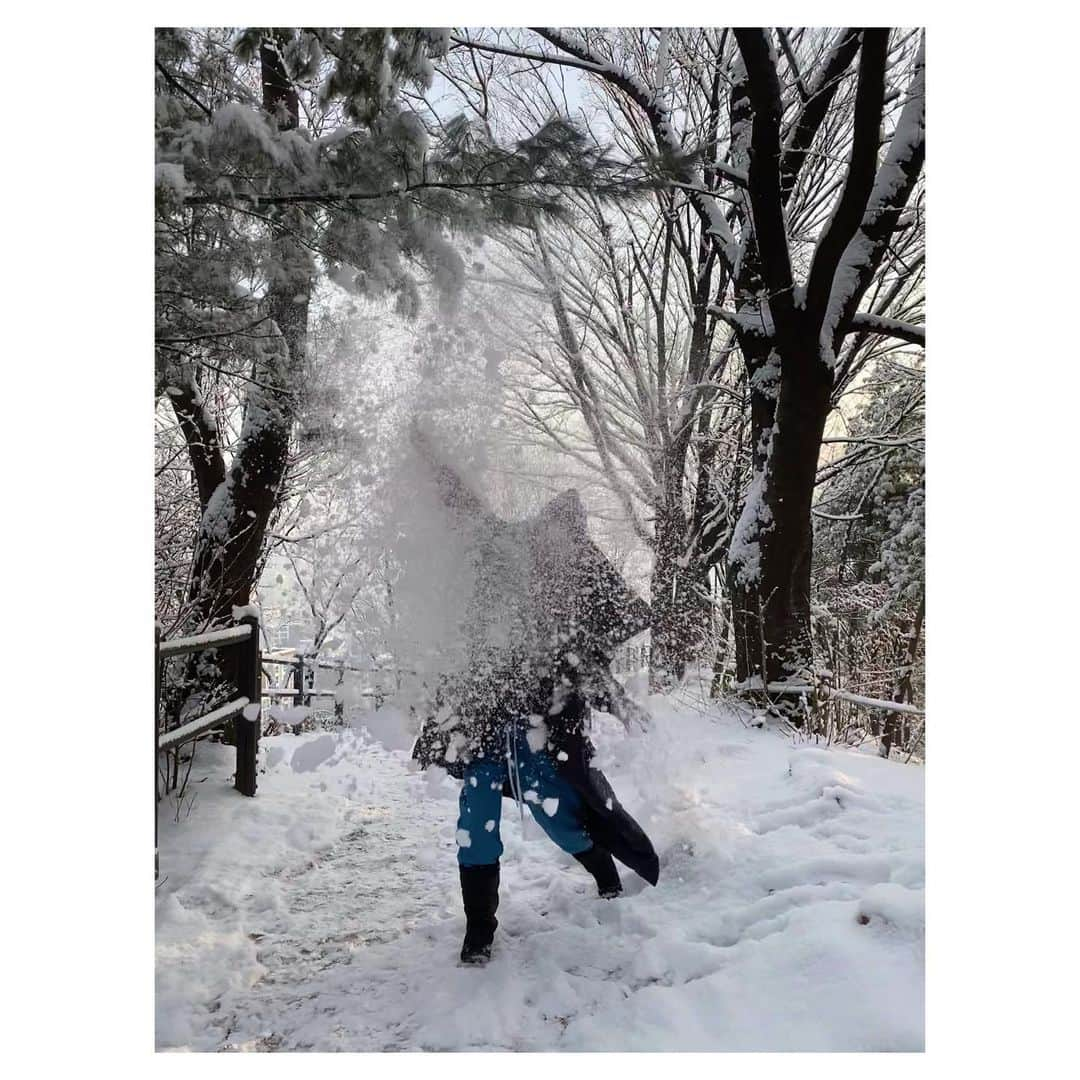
[234, 613, 261, 797]
[334, 660, 345, 724]
[155, 622, 162, 881]
[296, 654, 307, 708]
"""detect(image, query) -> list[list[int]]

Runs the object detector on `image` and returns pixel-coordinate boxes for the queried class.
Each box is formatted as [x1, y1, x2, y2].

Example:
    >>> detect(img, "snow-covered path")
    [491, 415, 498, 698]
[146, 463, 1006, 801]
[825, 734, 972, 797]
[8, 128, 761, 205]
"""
[156, 693, 924, 1051]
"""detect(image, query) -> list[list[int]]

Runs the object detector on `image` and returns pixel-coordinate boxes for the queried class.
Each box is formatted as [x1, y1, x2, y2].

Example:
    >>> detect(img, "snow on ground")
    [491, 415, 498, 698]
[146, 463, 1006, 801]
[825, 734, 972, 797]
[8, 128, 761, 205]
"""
[155, 690, 924, 1051]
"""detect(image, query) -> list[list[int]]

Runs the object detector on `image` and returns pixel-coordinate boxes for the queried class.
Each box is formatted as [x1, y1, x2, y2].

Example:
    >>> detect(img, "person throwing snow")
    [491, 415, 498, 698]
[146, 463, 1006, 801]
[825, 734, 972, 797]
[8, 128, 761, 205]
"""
[410, 426, 659, 965]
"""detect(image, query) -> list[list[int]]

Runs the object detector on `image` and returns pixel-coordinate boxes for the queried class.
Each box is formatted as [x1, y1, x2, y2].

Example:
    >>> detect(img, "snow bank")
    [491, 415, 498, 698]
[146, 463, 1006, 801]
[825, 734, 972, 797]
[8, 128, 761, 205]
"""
[156, 692, 924, 1051]
[289, 734, 337, 774]
[155, 725, 407, 1046]
[351, 703, 416, 753]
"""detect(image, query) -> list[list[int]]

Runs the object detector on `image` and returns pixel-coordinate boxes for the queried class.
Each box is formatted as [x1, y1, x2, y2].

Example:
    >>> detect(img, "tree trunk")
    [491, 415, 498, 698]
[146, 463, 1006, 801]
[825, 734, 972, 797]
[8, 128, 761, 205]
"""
[760, 348, 833, 682]
[727, 338, 776, 686]
[729, 339, 833, 723]
[649, 499, 710, 690]
[186, 32, 312, 626]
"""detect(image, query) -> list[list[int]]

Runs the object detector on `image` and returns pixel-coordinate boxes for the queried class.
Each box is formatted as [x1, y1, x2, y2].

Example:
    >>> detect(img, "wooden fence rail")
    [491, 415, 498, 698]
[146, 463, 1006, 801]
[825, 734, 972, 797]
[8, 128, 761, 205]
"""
[159, 624, 254, 658]
[260, 653, 412, 714]
[157, 696, 250, 751]
[743, 680, 926, 717]
[612, 642, 923, 721]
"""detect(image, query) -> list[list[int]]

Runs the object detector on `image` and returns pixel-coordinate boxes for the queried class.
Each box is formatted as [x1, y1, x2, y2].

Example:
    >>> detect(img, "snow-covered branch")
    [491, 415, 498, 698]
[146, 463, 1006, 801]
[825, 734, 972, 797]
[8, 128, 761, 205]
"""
[532, 27, 740, 270]
[805, 31, 890, 330]
[847, 313, 924, 347]
[819, 37, 926, 364]
[779, 29, 861, 207]
[732, 29, 796, 334]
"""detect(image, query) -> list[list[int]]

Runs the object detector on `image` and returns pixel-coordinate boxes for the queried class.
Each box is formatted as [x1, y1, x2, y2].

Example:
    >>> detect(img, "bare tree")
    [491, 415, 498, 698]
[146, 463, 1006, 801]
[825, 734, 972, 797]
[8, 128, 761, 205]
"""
[450, 28, 925, 714]
[437, 30, 749, 687]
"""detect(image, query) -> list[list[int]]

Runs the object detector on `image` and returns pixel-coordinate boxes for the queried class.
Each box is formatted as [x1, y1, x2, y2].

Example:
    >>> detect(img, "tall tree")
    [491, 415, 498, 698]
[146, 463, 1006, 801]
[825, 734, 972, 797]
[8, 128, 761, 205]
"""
[156, 28, 457, 628]
[437, 29, 748, 687]
[451, 28, 925, 713]
[155, 27, 631, 633]
[721, 29, 924, 712]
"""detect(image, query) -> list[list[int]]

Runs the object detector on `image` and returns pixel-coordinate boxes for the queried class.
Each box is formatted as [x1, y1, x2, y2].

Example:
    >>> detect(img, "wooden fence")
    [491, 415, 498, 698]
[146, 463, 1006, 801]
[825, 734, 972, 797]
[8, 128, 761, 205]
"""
[155, 612, 261, 879]
[612, 642, 651, 674]
[611, 640, 922, 718]
[259, 652, 402, 720]
[154, 616, 411, 880]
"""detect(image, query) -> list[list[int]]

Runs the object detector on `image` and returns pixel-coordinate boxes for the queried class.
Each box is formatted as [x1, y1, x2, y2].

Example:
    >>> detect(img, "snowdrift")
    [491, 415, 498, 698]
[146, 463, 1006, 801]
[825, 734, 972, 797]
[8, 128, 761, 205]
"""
[155, 691, 924, 1051]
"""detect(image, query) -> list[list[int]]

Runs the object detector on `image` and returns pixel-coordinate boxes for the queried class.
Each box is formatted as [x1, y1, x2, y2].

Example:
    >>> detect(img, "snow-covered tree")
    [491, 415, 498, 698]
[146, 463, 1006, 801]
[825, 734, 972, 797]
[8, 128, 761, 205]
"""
[156, 27, 460, 628]
[155, 27, 633, 633]
[811, 353, 924, 750]
[448, 28, 925, 717]
[432, 31, 749, 687]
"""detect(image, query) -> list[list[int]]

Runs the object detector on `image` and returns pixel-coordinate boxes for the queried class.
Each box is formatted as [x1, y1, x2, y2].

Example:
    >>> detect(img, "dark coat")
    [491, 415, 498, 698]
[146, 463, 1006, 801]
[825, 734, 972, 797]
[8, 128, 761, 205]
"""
[408, 424, 659, 886]
[540, 702, 660, 887]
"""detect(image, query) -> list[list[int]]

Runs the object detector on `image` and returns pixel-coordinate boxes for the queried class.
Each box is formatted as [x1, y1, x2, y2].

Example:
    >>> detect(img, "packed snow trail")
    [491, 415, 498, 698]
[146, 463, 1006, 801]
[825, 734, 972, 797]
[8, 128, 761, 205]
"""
[156, 693, 924, 1051]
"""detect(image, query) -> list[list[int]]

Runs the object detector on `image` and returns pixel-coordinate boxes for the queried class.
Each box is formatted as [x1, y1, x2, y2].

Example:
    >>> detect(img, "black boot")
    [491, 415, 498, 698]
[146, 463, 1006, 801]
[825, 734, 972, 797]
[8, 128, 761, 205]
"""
[573, 845, 622, 898]
[459, 863, 500, 965]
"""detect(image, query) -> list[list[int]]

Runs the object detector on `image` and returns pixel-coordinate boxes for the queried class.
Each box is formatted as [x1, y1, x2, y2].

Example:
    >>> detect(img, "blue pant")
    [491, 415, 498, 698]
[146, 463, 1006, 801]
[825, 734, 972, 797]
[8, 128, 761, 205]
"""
[456, 727, 593, 866]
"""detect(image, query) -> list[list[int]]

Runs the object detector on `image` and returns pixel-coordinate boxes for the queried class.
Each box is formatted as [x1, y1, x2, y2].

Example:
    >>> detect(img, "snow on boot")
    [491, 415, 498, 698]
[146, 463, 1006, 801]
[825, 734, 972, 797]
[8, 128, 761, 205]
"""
[573, 845, 623, 898]
[459, 863, 500, 965]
